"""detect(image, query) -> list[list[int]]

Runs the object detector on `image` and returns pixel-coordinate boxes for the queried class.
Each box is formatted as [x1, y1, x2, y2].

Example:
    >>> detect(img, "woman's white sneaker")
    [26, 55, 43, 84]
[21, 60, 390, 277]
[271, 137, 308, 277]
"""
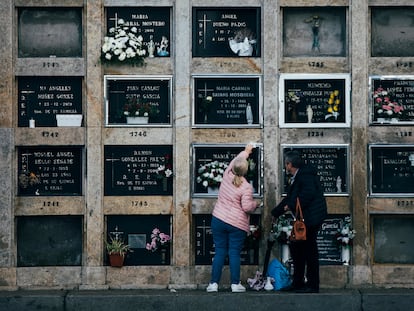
[231, 283, 246, 292]
[206, 282, 218, 292]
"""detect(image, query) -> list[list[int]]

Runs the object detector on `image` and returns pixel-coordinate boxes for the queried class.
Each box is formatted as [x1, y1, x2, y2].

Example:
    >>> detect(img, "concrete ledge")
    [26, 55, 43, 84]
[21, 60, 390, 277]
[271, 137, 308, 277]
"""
[1, 288, 413, 311]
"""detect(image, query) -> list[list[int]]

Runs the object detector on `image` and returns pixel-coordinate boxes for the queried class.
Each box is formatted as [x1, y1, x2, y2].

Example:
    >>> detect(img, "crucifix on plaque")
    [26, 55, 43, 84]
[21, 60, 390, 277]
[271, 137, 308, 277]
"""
[196, 219, 211, 257]
[108, 12, 119, 28]
[105, 154, 120, 188]
[198, 14, 212, 49]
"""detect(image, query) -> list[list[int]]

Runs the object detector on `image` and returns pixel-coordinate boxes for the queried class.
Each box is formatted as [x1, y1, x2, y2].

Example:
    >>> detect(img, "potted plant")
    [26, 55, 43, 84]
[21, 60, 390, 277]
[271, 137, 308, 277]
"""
[105, 237, 132, 267]
[122, 98, 159, 124]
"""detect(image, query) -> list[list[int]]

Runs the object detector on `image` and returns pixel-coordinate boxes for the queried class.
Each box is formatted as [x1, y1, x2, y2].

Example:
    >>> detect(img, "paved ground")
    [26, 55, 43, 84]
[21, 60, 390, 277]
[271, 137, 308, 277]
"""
[0, 287, 413, 311]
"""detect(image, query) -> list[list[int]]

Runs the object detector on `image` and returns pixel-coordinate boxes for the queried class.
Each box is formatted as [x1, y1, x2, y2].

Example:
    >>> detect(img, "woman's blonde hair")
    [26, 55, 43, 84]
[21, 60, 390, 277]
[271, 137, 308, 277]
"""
[232, 156, 248, 187]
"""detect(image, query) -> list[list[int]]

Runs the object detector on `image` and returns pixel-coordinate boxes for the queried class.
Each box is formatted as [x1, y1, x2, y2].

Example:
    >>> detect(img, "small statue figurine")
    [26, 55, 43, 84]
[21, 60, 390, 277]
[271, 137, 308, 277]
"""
[148, 35, 155, 57]
[304, 15, 323, 53]
[336, 176, 342, 193]
[306, 105, 313, 123]
[246, 103, 253, 124]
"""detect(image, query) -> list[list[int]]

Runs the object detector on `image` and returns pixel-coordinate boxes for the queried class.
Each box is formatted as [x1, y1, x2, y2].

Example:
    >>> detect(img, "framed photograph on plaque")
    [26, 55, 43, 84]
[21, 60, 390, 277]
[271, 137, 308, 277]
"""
[279, 74, 351, 128]
[17, 146, 83, 196]
[281, 145, 349, 196]
[192, 75, 262, 127]
[104, 75, 172, 126]
[192, 7, 261, 57]
[104, 145, 173, 196]
[369, 144, 414, 196]
[106, 7, 171, 58]
[192, 144, 263, 198]
[369, 76, 414, 125]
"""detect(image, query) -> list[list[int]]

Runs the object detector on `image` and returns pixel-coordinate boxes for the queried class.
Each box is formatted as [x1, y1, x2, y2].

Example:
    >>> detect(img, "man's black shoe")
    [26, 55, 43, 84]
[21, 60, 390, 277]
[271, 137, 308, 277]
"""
[295, 286, 319, 293]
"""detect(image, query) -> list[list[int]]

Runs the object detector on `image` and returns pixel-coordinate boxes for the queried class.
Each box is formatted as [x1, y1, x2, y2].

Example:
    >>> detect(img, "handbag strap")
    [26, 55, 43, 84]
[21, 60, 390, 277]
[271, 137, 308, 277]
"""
[295, 198, 304, 221]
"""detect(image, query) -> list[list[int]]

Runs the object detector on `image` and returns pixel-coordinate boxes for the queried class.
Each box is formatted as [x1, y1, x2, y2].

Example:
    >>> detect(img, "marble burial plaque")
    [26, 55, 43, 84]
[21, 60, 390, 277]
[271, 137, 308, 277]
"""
[192, 144, 262, 197]
[18, 76, 82, 127]
[104, 75, 171, 125]
[193, 76, 261, 126]
[373, 216, 414, 264]
[282, 145, 349, 195]
[279, 73, 351, 128]
[17, 216, 82, 266]
[192, 7, 261, 57]
[283, 7, 346, 57]
[194, 214, 260, 265]
[17, 146, 83, 196]
[317, 216, 344, 265]
[369, 145, 414, 195]
[104, 145, 173, 195]
[106, 7, 171, 57]
[370, 76, 414, 125]
[106, 215, 171, 265]
[371, 7, 414, 57]
[18, 8, 82, 57]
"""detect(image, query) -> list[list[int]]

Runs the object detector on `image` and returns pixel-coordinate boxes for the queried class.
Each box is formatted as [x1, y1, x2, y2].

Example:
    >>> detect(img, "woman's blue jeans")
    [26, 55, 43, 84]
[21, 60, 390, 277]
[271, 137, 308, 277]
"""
[210, 216, 247, 285]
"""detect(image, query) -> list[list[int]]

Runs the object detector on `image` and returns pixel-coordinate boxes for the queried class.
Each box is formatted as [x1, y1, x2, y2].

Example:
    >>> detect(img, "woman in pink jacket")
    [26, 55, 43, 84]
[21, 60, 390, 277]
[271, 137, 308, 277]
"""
[206, 144, 259, 293]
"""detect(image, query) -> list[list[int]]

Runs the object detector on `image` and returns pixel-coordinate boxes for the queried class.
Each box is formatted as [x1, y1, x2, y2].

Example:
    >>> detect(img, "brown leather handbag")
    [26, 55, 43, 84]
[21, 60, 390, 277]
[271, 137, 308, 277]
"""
[290, 198, 307, 241]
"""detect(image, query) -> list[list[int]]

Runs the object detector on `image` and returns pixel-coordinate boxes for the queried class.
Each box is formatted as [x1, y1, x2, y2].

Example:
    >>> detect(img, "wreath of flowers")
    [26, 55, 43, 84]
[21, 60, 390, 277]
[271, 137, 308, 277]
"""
[196, 160, 228, 189]
[101, 18, 147, 65]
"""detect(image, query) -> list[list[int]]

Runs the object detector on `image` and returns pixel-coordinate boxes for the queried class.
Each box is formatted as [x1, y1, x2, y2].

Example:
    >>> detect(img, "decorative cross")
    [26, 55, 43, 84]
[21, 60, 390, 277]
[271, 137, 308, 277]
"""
[198, 14, 212, 49]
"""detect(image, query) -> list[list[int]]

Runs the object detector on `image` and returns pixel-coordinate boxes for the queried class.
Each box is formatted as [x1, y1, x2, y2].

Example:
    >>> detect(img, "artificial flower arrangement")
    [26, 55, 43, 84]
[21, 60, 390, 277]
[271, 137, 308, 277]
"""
[146, 228, 171, 252]
[244, 224, 261, 250]
[373, 86, 405, 121]
[196, 160, 229, 189]
[272, 213, 293, 244]
[18, 171, 41, 189]
[325, 90, 341, 120]
[156, 154, 173, 179]
[198, 94, 213, 113]
[122, 98, 159, 118]
[286, 90, 301, 121]
[101, 18, 147, 65]
[336, 216, 356, 247]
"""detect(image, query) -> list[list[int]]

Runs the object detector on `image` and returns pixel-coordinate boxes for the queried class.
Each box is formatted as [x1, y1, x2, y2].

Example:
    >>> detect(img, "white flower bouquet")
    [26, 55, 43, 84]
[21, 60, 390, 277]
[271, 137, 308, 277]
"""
[101, 18, 147, 65]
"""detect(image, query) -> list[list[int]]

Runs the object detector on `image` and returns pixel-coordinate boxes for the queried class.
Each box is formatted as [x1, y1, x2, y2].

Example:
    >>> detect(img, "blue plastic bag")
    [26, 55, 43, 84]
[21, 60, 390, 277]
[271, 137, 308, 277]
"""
[267, 258, 292, 290]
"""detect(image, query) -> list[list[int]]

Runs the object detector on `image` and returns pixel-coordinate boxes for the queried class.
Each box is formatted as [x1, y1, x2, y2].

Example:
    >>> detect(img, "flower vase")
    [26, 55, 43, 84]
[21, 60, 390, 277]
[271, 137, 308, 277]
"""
[207, 186, 219, 194]
[126, 116, 149, 124]
[163, 177, 168, 191]
[264, 277, 274, 291]
[160, 248, 167, 265]
[341, 245, 351, 265]
[204, 113, 208, 123]
[281, 243, 290, 264]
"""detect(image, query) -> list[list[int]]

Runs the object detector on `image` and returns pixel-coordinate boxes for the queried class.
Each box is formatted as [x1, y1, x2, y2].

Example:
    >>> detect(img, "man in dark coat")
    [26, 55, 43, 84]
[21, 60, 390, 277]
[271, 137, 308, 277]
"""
[272, 150, 327, 293]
